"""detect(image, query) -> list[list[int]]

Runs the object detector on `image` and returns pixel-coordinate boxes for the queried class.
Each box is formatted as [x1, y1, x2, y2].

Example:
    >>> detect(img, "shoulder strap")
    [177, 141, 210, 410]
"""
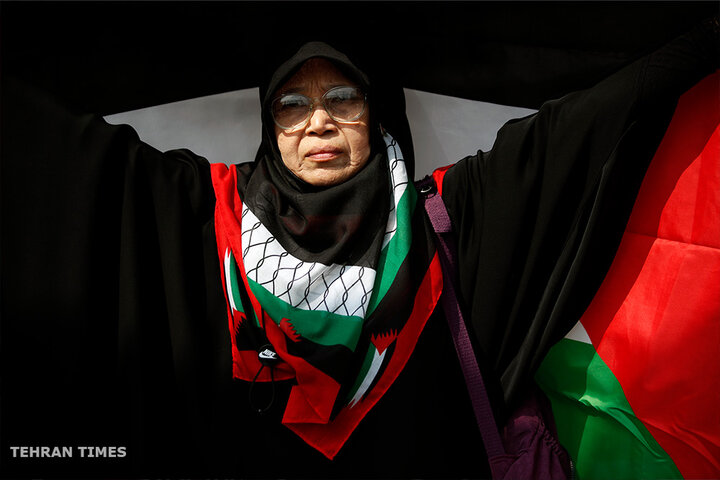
[415, 176, 506, 459]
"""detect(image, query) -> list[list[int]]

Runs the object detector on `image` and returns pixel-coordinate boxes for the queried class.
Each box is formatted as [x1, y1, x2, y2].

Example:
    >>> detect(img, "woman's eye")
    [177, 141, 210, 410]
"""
[335, 89, 357, 100]
[280, 96, 308, 110]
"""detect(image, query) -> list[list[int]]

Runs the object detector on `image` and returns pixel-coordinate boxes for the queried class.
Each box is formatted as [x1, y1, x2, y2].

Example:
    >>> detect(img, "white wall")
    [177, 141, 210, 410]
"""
[105, 88, 536, 179]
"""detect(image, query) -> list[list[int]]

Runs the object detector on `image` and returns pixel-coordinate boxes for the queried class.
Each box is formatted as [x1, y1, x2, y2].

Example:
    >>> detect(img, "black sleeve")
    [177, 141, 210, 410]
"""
[440, 18, 719, 406]
[0, 77, 231, 477]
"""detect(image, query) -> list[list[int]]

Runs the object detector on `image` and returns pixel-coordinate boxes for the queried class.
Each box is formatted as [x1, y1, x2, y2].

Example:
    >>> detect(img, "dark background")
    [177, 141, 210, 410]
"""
[2, 1, 717, 114]
[0, 2, 717, 478]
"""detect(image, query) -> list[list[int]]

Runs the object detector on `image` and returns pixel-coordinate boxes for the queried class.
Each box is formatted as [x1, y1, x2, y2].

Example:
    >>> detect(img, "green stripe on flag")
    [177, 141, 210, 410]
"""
[346, 344, 377, 404]
[248, 278, 364, 350]
[367, 186, 416, 315]
[226, 251, 244, 313]
[536, 338, 682, 480]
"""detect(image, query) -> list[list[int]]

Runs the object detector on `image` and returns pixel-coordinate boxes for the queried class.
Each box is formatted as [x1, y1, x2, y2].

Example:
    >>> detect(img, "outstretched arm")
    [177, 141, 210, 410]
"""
[1, 76, 227, 476]
[440, 17, 719, 405]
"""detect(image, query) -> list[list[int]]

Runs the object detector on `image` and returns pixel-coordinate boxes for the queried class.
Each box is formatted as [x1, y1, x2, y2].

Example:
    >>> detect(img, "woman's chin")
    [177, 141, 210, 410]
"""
[298, 164, 357, 187]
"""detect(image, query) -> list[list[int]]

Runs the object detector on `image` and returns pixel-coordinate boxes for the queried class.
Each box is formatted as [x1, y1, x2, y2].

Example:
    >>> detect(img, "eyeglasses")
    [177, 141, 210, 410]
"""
[271, 86, 367, 131]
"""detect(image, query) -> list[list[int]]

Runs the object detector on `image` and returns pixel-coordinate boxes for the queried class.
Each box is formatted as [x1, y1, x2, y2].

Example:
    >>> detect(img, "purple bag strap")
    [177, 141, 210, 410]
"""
[417, 176, 506, 461]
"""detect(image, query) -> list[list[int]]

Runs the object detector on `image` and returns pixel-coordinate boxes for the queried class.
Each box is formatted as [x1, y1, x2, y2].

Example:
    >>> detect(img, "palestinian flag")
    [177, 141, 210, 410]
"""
[536, 71, 720, 479]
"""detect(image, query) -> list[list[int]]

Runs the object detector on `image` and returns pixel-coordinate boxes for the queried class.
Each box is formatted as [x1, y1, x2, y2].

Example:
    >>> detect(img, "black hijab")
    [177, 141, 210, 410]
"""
[236, 42, 397, 266]
[257, 41, 414, 178]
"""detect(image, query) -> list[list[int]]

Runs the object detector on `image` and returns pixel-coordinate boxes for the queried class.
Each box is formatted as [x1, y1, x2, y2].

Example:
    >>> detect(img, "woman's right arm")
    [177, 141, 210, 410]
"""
[1, 76, 227, 477]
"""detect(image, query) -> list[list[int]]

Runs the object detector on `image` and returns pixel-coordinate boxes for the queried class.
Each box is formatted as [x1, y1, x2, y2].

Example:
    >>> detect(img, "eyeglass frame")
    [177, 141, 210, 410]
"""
[271, 85, 368, 131]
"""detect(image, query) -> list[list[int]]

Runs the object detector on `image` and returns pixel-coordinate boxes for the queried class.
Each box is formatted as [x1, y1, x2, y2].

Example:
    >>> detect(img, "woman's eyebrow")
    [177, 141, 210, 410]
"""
[280, 82, 357, 96]
[278, 86, 306, 95]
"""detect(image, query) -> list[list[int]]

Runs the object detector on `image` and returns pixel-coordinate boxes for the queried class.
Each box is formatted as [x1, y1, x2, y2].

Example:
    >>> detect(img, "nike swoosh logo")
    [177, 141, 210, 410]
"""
[259, 349, 278, 360]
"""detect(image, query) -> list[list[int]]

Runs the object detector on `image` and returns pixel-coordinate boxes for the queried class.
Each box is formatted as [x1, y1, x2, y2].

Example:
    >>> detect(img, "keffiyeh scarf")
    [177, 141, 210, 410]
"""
[211, 132, 443, 459]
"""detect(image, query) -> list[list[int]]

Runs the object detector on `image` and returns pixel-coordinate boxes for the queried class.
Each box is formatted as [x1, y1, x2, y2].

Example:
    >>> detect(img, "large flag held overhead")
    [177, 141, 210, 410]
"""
[536, 71, 720, 479]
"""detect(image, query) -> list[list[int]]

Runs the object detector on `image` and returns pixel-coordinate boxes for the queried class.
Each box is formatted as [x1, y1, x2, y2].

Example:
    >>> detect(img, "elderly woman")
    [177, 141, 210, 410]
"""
[1, 15, 718, 480]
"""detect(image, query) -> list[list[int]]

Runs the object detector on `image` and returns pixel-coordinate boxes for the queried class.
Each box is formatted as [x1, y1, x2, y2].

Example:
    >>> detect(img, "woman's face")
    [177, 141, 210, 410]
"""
[274, 58, 371, 187]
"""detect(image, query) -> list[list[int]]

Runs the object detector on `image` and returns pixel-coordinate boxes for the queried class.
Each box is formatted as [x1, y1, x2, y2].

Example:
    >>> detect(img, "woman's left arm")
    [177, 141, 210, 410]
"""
[440, 17, 719, 404]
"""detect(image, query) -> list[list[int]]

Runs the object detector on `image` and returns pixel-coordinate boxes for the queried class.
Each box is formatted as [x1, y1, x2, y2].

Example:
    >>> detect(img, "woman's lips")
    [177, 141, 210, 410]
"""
[306, 147, 343, 162]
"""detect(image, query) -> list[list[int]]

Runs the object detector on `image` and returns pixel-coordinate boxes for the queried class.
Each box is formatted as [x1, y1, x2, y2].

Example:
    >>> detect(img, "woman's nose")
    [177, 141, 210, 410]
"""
[305, 106, 337, 135]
